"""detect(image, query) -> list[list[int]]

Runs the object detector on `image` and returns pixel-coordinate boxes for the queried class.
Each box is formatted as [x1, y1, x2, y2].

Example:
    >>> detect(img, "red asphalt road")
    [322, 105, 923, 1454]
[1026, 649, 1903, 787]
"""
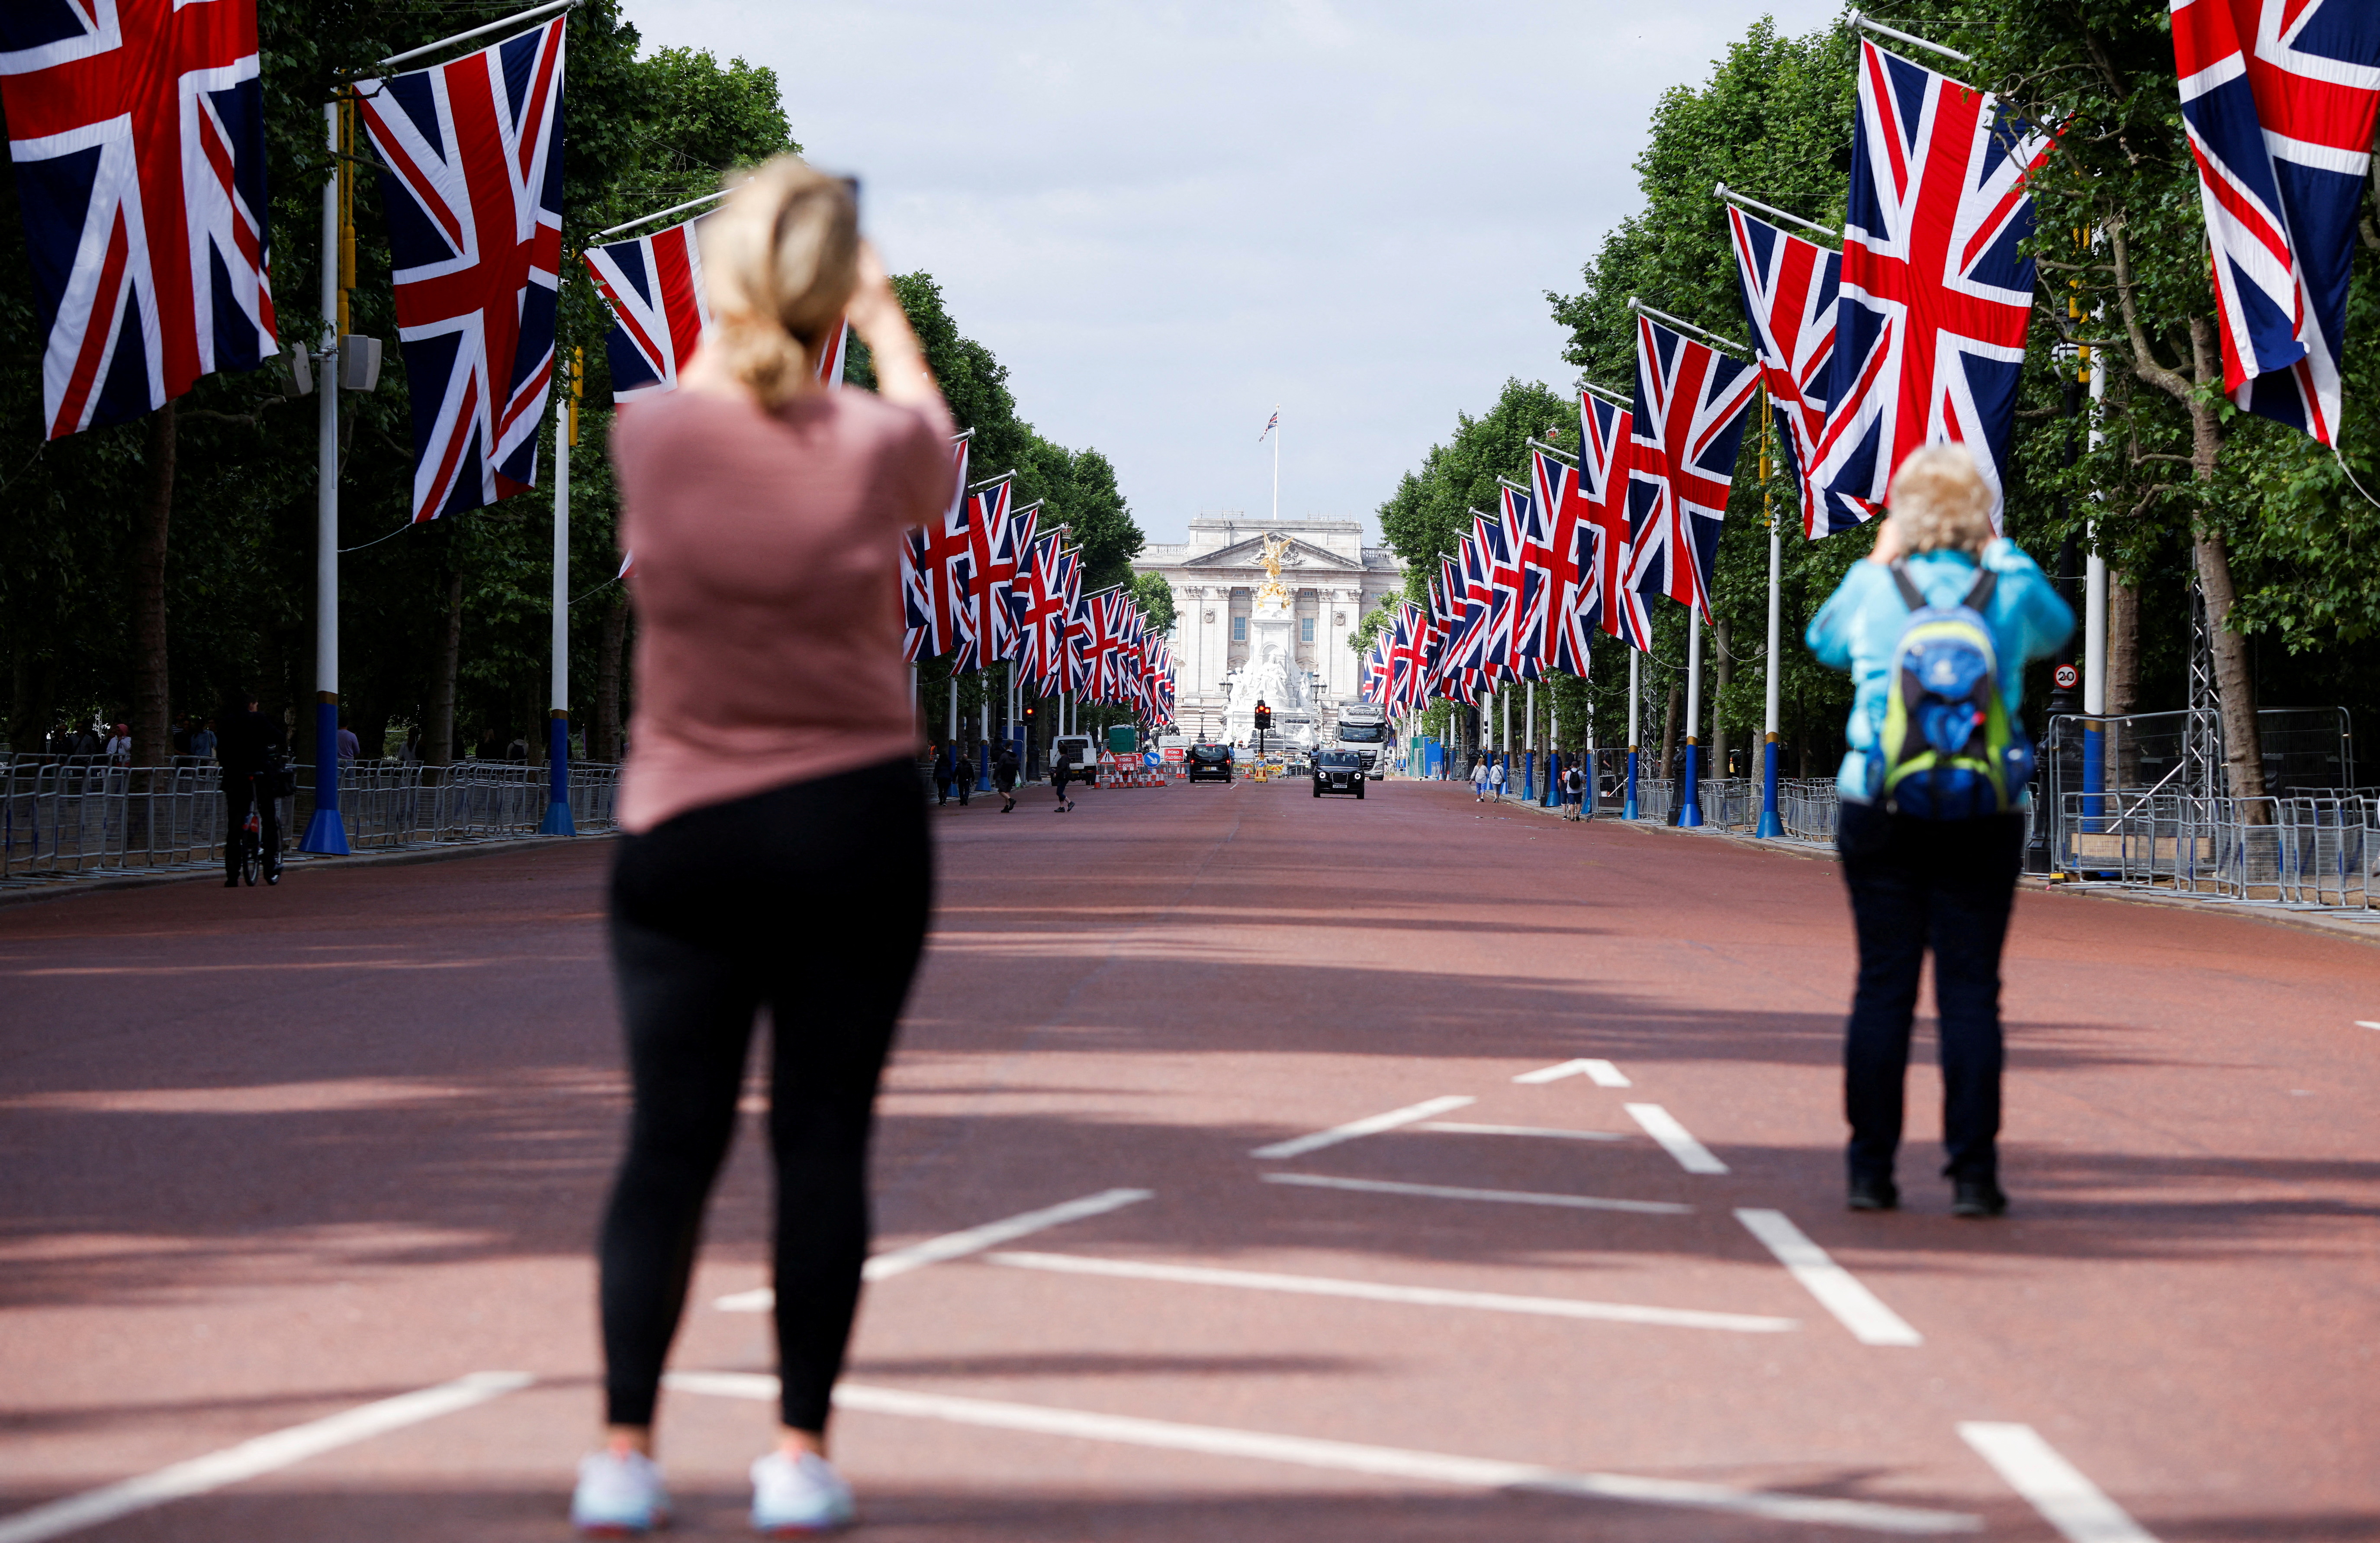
[1, 774, 2375, 1540]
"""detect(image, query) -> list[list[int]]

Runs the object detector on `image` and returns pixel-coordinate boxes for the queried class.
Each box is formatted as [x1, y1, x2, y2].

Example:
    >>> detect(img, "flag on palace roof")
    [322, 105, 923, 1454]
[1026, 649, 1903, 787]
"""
[2174, 0, 2380, 445]
[358, 16, 567, 523]
[1812, 39, 2047, 531]
[0, 0, 277, 438]
[1260, 408, 1279, 441]
[1627, 312, 1757, 625]
[1727, 205, 1862, 538]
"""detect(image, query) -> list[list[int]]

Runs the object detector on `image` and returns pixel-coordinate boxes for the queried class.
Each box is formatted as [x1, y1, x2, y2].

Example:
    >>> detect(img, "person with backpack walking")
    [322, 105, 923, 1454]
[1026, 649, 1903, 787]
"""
[1050, 754, 1075, 812]
[1563, 760, 1587, 821]
[576, 161, 955, 1537]
[1489, 755, 1507, 802]
[1807, 445, 2071, 1220]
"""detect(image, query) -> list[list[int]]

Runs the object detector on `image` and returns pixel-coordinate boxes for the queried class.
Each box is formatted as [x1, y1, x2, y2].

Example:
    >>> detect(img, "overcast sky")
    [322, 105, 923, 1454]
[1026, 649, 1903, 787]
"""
[618, 0, 1841, 548]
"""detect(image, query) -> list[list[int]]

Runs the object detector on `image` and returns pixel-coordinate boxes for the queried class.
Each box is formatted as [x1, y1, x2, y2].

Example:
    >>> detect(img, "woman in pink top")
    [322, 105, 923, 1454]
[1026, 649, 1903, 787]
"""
[572, 159, 955, 1538]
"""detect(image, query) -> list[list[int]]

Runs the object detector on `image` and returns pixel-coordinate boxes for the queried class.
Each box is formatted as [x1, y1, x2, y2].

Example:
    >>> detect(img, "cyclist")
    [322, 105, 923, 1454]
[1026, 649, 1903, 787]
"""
[216, 690, 284, 888]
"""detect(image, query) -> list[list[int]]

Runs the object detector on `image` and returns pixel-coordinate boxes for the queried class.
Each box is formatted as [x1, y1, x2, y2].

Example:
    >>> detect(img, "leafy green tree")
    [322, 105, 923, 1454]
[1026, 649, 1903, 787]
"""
[1129, 570, 1176, 633]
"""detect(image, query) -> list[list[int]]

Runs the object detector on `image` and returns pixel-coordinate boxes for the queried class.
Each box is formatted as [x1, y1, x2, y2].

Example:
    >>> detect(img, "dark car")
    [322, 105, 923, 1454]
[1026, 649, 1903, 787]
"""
[1186, 743, 1233, 783]
[1312, 750, 1365, 799]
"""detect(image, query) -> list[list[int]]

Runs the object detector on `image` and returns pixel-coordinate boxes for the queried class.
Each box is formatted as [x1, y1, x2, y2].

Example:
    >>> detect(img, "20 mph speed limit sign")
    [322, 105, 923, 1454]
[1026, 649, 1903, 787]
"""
[2055, 664, 2080, 690]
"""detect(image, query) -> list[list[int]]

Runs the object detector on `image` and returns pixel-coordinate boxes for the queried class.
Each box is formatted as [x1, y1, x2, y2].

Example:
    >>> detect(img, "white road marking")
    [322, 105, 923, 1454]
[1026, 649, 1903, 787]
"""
[1514, 1058, 1632, 1086]
[1250, 1095, 1476, 1159]
[984, 1250, 1796, 1333]
[0, 1372, 532, 1543]
[715, 1188, 1155, 1311]
[1418, 1121, 1626, 1142]
[2356, 1021, 2380, 1030]
[1625, 1103, 1730, 1173]
[1264, 1171, 1691, 1215]
[1735, 1208, 1923, 1347]
[1958, 1423, 2161, 1542]
[666, 1372, 1978, 1534]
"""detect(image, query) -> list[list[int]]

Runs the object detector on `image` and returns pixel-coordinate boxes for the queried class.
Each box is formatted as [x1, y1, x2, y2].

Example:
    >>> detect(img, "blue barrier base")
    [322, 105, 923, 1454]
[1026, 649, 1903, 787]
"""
[540, 714, 576, 835]
[1623, 749, 1639, 820]
[1679, 743, 1703, 828]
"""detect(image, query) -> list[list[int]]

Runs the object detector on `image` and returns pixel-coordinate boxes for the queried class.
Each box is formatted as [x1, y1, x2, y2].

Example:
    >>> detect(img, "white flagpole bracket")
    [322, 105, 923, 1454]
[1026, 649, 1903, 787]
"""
[1845, 10, 1972, 64]
[1627, 296, 1750, 359]
[378, 0, 576, 68]
[1713, 182, 1841, 242]
[595, 188, 730, 240]
[1525, 437, 1577, 464]
[1582, 380, 1631, 407]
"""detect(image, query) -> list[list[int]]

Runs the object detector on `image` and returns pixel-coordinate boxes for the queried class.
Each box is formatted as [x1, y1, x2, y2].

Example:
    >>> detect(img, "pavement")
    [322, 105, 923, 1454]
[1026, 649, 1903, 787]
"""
[2, 773, 2375, 1541]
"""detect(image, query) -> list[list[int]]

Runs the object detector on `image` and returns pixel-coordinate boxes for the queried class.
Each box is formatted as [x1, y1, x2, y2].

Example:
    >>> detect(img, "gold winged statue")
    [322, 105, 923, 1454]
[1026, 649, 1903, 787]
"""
[1255, 532, 1293, 608]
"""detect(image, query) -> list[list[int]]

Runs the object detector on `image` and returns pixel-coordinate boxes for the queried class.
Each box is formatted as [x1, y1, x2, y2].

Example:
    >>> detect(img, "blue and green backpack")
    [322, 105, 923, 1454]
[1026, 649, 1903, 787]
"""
[1872, 561, 2033, 819]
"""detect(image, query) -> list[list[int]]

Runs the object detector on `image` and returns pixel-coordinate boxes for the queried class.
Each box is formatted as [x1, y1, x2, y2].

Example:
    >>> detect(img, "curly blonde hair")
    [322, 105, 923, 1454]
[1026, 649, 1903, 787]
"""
[1885, 443, 1994, 554]
[696, 157, 858, 409]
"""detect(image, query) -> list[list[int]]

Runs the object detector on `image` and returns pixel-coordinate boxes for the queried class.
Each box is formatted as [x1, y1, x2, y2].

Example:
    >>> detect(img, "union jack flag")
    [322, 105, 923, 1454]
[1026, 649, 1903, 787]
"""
[1450, 528, 1492, 681]
[1530, 447, 1594, 678]
[358, 17, 567, 523]
[1727, 205, 1864, 538]
[0, 0, 276, 439]
[1361, 635, 1389, 706]
[1576, 392, 1649, 650]
[1628, 314, 1757, 623]
[1475, 506, 1522, 680]
[904, 436, 973, 662]
[1502, 481, 1551, 683]
[584, 214, 704, 400]
[2174, 0, 2380, 445]
[1814, 39, 2048, 530]
[954, 476, 1013, 672]
[1016, 533, 1068, 694]
[1386, 603, 1424, 713]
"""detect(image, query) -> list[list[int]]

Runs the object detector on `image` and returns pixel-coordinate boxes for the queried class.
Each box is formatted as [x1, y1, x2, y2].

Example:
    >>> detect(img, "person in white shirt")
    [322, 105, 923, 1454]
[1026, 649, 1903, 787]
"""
[103, 723, 131, 765]
[1489, 756, 1507, 802]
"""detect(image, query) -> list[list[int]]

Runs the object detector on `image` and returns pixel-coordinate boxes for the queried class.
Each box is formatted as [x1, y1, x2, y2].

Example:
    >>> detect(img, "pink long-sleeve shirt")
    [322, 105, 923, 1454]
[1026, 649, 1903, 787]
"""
[612, 383, 956, 833]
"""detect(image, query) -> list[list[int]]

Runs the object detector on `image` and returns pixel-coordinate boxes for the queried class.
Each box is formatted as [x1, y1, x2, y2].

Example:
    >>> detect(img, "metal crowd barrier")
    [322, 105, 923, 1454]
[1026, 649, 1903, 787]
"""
[2049, 791, 2380, 911]
[0, 756, 620, 886]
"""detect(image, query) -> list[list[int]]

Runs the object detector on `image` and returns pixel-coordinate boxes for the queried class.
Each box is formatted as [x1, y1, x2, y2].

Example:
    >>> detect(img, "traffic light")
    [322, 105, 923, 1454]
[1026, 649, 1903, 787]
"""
[1023, 703, 1036, 722]
[1254, 700, 1272, 732]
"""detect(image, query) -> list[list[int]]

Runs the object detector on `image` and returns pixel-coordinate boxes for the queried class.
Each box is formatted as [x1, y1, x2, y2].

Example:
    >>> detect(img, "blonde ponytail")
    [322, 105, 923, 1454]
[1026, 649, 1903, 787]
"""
[697, 158, 858, 409]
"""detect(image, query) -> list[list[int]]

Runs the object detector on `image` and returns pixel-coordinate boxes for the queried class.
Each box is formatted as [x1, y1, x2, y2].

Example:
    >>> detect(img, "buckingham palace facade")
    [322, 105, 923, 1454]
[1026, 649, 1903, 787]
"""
[1131, 514, 1407, 742]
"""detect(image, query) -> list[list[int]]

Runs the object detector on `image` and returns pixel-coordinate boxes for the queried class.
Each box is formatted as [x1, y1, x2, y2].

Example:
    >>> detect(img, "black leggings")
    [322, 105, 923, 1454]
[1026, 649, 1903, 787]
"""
[599, 758, 929, 1431]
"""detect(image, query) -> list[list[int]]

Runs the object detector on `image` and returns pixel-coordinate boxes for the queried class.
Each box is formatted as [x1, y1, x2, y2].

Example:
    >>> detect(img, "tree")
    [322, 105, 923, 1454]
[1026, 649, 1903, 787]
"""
[1129, 570, 1175, 633]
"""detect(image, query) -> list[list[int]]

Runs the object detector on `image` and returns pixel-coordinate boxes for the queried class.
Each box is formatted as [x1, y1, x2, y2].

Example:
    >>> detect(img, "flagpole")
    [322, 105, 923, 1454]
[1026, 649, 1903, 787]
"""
[1758, 387, 1784, 837]
[1624, 651, 1640, 819]
[300, 99, 349, 856]
[1681, 612, 1704, 827]
[2082, 340, 2108, 825]
[540, 357, 577, 836]
[1271, 408, 1280, 525]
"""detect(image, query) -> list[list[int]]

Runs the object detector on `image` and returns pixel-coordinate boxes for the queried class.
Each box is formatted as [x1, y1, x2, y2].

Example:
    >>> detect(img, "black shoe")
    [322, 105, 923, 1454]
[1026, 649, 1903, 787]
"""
[223, 877, 239, 888]
[1950, 1179, 2008, 1218]
[1847, 1176, 1899, 1212]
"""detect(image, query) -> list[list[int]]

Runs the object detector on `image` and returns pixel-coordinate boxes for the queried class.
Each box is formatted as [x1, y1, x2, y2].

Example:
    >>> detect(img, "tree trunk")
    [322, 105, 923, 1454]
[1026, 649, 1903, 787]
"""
[1658, 679, 1680, 782]
[592, 591, 628, 763]
[130, 402, 175, 767]
[2107, 570, 2142, 787]
[1711, 619, 1732, 779]
[2183, 318, 2266, 810]
[425, 562, 464, 766]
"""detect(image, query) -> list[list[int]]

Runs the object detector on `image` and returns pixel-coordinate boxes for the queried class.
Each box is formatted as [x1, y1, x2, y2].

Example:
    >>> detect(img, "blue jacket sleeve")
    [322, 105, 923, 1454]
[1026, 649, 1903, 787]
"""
[1981, 538, 2075, 664]
[1805, 564, 1869, 672]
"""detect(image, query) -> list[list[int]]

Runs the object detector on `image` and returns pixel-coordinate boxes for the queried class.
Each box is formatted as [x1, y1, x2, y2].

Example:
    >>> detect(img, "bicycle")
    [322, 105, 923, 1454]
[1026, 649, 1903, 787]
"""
[231, 767, 285, 887]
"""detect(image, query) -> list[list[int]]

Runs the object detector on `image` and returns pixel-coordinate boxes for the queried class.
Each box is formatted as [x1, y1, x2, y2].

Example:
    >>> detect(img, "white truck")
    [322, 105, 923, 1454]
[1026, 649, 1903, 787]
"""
[1051, 734, 1100, 785]
[1334, 704, 1392, 780]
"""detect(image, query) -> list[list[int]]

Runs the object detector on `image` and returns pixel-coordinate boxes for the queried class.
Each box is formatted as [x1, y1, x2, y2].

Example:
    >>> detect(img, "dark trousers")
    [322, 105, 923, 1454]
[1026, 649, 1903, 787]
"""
[1835, 801, 2024, 1186]
[223, 776, 279, 879]
[599, 759, 929, 1432]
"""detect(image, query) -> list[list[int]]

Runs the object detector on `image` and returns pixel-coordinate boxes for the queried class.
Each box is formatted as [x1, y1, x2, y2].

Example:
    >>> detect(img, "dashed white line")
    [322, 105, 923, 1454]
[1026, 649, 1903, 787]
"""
[2356, 1020, 2380, 1031]
[1264, 1171, 1691, 1215]
[715, 1188, 1155, 1311]
[1734, 1208, 1922, 1347]
[1958, 1423, 2161, 1542]
[1514, 1058, 1632, 1086]
[1418, 1121, 1627, 1142]
[1625, 1103, 1730, 1173]
[666, 1373, 1979, 1534]
[0, 1372, 533, 1543]
[984, 1250, 1797, 1333]
[1250, 1095, 1476, 1159]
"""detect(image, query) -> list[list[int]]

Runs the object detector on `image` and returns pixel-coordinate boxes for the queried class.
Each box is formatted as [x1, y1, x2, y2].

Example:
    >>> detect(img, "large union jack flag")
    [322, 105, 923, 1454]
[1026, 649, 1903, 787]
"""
[1474, 506, 1522, 680]
[358, 16, 566, 524]
[1576, 391, 1649, 651]
[1814, 40, 2047, 531]
[903, 435, 972, 662]
[2174, 0, 2380, 445]
[1501, 480, 1551, 683]
[0, 0, 275, 439]
[1628, 314, 1757, 624]
[584, 213, 704, 401]
[1727, 205, 1865, 538]
[955, 476, 1016, 672]
[1530, 445, 1593, 678]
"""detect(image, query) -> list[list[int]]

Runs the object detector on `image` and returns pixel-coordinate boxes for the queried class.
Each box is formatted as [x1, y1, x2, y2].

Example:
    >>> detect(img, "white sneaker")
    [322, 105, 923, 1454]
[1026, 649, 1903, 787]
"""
[749, 1449, 856, 1534]
[571, 1449, 671, 1535]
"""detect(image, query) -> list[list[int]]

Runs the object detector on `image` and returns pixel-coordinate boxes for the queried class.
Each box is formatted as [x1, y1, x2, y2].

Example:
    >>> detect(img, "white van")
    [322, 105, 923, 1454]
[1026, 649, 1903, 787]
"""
[1052, 735, 1099, 784]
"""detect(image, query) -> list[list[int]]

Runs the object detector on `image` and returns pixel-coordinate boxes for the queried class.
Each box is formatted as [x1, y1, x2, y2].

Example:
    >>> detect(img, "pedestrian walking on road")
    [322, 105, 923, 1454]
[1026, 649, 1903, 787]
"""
[1489, 756, 1506, 802]
[994, 747, 1019, 812]
[1051, 756, 1074, 812]
[1473, 756, 1490, 802]
[1563, 761, 1586, 821]
[580, 158, 954, 1539]
[931, 743, 954, 805]
[1807, 445, 2071, 1221]
[953, 746, 973, 806]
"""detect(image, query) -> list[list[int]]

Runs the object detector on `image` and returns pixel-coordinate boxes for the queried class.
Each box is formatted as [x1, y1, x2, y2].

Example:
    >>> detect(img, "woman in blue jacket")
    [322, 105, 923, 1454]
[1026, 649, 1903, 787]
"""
[1806, 445, 2072, 1219]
